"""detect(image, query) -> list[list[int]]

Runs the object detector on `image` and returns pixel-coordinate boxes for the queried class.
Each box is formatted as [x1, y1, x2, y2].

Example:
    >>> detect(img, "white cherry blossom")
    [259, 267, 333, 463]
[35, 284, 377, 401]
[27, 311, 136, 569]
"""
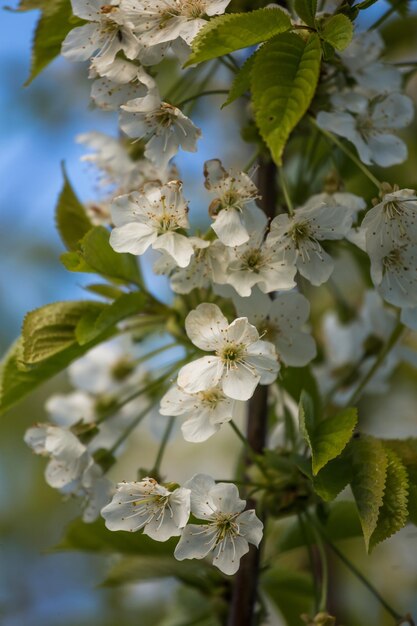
[154, 238, 231, 293]
[69, 341, 144, 395]
[303, 191, 366, 221]
[361, 188, 417, 257]
[317, 90, 414, 167]
[314, 291, 402, 405]
[120, 68, 201, 169]
[369, 243, 417, 308]
[341, 31, 402, 95]
[24, 424, 112, 521]
[90, 61, 148, 111]
[121, 0, 231, 49]
[62, 1, 141, 76]
[268, 199, 353, 286]
[234, 289, 317, 367]
[78, 131, 171, 197]
[110, 180, 194, 267]
[177, 303, 279, 401]
[160, 385, 239, 442]
[25, 424, 90, 490]
[45, 390, 96, 429]
[224, 223, 297, 297]
[174, 474, 263, 575]
[204, 159, 264, 247]
[101, 477, 191, 540]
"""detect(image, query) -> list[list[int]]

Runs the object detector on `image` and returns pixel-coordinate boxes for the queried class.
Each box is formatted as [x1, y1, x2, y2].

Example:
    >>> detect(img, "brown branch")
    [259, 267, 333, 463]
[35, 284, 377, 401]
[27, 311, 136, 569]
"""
[227, 157, 277, 626]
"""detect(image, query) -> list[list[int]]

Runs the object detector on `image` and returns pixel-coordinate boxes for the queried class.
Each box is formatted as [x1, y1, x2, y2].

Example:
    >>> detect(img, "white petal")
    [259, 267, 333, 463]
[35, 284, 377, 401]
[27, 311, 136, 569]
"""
[212, 208, 249, 247]
[61, 24, 101, 62]
[174, 524, 215, 560]
[153, 232, 194, 268]
[237, 509, 264, 547]
[222, 363, 260, 401]
[212, 535, 249, 575]
[177, 357, 223, 393]
[181, 412, 221, 442]
[209, 483, 246, 515]
[110, 222, 157, 255]
[185, 303, 229, 351]
[184, 473, 216, 518]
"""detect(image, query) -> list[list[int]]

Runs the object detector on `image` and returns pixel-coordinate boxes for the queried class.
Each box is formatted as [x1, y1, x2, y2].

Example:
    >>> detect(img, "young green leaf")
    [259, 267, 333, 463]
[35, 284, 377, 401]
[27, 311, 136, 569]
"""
[313, 456, 352, 501]
[55, 166, 93, 251]
[75, 292, 147, 345]
[22, 300, 106, 364]
[320, 14, 354, 52]
[251, 32, 322, 166]
[222, 53, 256, 108]
[298, 389, 316, 450]
[349, 436, 388, 551]
[185, 8, 291, 66]
[26, 0, 83, 85]
[294, 0, 317, 27]
[78, 226, 143, 286]
[0, 333, 111, 416]
[310, 408, 358, 475]
[369, 448, 408, 551]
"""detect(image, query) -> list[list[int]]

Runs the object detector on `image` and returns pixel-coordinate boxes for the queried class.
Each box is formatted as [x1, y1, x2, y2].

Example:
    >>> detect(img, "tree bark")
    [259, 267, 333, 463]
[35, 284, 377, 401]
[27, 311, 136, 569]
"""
[227, 157, 277, 626]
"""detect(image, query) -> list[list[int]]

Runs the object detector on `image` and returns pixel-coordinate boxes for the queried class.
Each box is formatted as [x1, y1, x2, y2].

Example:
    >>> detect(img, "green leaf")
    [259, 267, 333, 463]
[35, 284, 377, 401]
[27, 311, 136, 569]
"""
[26, 0, 83, 85]
[60, 250, 94, 273]
[75, 292, 147, 345]
[313, 456, 352, 501]
[407, 483, 417, 525]
[0, 334, 110, 415]
[369, 448, 409, 551]
[281, 365, 321, 415]
[66, 226, 143, 285]
[349, 436, 388, 551]
[278, 501, 362, 552]
[55, 166, 93, 251]
[310, 408, 358, 475]
[186, 8, 291, 66]
[298, 389, 315, 450]
[261, 568, 315, 624]
[84, 284, 125, 300]
[320, 14, 354, 51]
[294, 0, 317, 27]
[251, 32, 322, 165]
[57, 517, 177, 555]
[222, 53, 256, 107]
[22, 300, 105, 364]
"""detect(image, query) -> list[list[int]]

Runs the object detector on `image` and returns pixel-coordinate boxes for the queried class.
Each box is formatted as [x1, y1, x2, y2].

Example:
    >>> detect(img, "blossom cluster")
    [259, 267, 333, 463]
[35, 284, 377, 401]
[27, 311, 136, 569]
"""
[23, 0, 417, 579]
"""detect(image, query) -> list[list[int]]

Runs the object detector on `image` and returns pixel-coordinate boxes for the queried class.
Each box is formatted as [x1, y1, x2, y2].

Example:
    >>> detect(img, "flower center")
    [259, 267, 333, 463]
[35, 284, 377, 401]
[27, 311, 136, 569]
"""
[100, 4, 118, 13]
[179, 0, 207, 18]
[288, 220, 311, 246]
[382, 248, 406, 273]
[199, 388, 224, 408]
[219, 343, 245, 365]
[111, 357, 135, 381]
[241, 248, 264, 272]
[213, 512, 240, 543]
[153, 104, 176, 129]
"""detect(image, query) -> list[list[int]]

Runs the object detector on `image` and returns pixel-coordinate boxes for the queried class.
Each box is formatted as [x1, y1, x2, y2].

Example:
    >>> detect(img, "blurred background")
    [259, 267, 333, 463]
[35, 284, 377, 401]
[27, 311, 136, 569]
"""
[1, 2, 417, 625]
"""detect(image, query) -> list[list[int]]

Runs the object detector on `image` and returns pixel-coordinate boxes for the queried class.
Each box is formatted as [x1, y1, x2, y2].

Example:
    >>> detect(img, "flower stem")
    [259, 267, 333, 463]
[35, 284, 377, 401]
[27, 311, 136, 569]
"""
[176, 89, 230, 108]
[228, 159, 277, 626]
[310, 515, 405, 622]
[306, 512, 329, 612]
[108, 403, 154, 455]
[278, 167, 295, 216]
[309, 116, 381, 189]
[133, 341, 179, 366]
[151, 415, 176, 476]
[297, 513, 321, 611]
[370, 0, 401, 30]
[346, 320, 404, 406]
